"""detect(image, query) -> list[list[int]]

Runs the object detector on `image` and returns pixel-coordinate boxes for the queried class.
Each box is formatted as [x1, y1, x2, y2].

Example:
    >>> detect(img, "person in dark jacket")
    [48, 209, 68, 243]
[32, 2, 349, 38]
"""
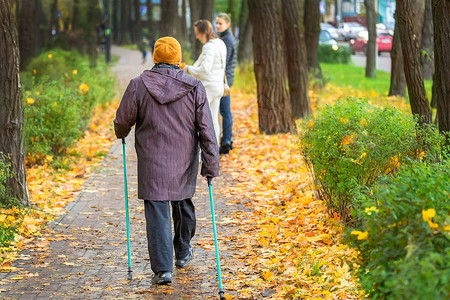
[215, 13, 237, 155]
[114, 37, 219, 285]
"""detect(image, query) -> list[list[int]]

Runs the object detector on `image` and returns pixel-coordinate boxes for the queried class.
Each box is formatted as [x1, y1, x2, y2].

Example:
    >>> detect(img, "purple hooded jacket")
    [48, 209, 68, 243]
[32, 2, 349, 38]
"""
[114, 67, 219, 201]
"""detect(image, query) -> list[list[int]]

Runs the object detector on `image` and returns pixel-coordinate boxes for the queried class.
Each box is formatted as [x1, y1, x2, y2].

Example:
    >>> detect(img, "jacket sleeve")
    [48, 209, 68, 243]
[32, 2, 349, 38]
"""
[224, 36, 237, 87]
[113, 80, 138, 139]
[189, 43, 215, 79]
[194, 82, 220, 178]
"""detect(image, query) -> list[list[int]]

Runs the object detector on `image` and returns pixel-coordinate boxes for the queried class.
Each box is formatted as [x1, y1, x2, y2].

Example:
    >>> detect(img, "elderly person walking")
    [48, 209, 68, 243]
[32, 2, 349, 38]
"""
[183, 20, 227, 145]
[114, 37, 219, 285]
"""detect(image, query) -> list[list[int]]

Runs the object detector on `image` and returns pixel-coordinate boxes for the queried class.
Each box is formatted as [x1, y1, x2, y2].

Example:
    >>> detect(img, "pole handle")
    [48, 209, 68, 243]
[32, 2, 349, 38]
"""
[207, 177, 212, 186]
[122, 137, 126, 144]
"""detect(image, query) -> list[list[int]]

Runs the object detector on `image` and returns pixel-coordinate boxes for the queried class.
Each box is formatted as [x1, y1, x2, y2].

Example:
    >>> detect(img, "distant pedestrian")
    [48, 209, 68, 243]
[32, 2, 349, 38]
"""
[138, 37, 150, 64]
[183, 20, 227, 146]
[114, 37, 219, 285]
[215, 13, 237, 155]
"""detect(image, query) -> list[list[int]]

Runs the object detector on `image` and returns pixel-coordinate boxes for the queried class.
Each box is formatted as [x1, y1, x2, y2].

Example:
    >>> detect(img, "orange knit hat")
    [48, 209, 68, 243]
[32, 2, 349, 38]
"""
[153, 37, 182, 65]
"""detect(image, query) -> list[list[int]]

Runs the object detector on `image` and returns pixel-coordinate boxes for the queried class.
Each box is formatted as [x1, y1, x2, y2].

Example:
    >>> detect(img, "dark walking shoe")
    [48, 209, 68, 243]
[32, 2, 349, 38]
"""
[151, 271, 172, 285]
[219, 143, 232, 155]
[175, 246, 193, 268]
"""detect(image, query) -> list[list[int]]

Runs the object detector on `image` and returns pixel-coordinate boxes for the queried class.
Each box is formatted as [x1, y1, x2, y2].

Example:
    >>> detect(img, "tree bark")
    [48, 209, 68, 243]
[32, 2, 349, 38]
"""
[145, 0, 153, 39]
[112, 0, 119, 44]
[72, 0, 80, 30]
[420, 0, 434, 80]
[227, 0, 237, 35]
[237, 0, 253, 65]
[50, 0, 58, 37]
[396, 0, 432, 124]
[18, 0, 40, 70]
[432, 0, 450, 137]
[132, 0, 142, 42]
[389, 13, 406, 97]
[0, 0, 30, 207]
[364, 0, 376, 78]
[304, 0, 324, 85]
[119, 0, 131, 44]
[281, 0, 311, 119]
[189, 0, 200, 59]
[179, 0, 188, 43]
[86, 1, 101, 67]
[160, 0, 178, 36]
[248, 0, 296, 134]
[189, 0, 214, 60]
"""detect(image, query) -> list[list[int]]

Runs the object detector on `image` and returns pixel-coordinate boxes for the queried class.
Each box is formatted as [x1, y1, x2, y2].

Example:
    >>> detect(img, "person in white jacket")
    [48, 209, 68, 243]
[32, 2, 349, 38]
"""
[183, 20, 226, 145]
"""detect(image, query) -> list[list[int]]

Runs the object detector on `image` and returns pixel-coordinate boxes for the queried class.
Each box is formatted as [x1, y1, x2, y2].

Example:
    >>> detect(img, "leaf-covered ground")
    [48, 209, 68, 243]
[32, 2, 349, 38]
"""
[1, 48, 365, 298]
[218, 91, 362, 299]
[0, 101, 119, 266]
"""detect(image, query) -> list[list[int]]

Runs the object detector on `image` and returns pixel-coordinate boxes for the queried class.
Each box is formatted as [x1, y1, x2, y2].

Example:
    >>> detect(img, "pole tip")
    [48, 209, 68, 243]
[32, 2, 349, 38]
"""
[219, 291, 225, 300]
[128, 270, 133, 280]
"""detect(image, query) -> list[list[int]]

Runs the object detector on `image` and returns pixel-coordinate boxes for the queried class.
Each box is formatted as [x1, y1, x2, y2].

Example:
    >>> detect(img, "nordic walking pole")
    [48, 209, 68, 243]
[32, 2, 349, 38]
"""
[122, 138, 133, 280]
[207, 177, 225, 300]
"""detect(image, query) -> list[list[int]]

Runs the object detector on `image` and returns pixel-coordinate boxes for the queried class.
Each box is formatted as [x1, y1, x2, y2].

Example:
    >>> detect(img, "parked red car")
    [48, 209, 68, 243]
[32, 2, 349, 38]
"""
[349, 30, 393, 55]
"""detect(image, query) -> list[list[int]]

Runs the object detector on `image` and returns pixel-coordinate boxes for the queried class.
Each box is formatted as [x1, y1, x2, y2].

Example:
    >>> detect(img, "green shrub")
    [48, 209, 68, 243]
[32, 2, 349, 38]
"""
[0, 222, 17, 247]
[300, 99, 444, 223]
[22, 49, 115, 162]
[349, 162, 450, 299]
[0, 153, 17, 208]
[24, 80, 85, 158]
[22, 49, 87, 83]
[318, 44, 352, 64]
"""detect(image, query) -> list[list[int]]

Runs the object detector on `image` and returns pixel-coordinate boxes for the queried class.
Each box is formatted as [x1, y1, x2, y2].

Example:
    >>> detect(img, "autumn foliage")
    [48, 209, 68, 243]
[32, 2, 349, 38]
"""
[1, 50, 117, 265]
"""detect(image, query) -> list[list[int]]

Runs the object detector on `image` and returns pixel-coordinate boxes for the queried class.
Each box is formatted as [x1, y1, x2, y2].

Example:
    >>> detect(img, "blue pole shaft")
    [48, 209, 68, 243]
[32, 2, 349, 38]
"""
[122, 138, 132, 280]
[208, 178, 224, 294]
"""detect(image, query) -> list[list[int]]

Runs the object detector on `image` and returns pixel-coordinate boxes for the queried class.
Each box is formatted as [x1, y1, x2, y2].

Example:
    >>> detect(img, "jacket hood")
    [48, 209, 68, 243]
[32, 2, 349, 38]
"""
[140, 69, 196, 105]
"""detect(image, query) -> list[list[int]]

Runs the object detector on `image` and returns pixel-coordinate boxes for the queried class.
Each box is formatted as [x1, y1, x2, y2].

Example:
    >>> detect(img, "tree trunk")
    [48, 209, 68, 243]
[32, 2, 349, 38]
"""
[18, 0, 40, 70]
[86, 1, 101, 67]
[248, 0, 296, 134]
[146, 0, 154, 39]
[179, 0, 188, 43]
[201, 0, 214, 21]
[14, 0, 19, 19]
[304, 0, 324, 85]
[0, 0, 30, 207]
[72, 0, 80, 30]
[396, 0, 431, 124]
[119, 0, 131, 44]
[432, 0, 450, 137]
[389, 14, 406, 97]
[189, 0, 214, 60]
[132, 0, 142, 42]
[237, 0, 253, 65]
[227, 0, 237, 35]
[420, 0, 434, 80]
[364, 0, 376, 78]
[50, 0, 58, 37]
[281, 0, 311, 119]
[160, 0, 178, 36]
[112, 0, 119, 44]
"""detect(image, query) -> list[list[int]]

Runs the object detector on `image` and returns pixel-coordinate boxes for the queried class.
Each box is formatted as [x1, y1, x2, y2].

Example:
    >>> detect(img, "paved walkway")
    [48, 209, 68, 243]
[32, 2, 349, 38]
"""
[0, 47, 241, 299]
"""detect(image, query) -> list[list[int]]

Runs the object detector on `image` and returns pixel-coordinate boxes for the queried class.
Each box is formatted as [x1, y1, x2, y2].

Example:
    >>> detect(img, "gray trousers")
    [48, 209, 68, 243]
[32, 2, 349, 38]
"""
[144, 199, 196, 273]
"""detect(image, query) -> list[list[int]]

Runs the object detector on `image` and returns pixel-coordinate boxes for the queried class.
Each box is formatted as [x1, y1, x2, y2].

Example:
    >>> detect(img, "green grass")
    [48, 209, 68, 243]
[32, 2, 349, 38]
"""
[321, 63, 433, 100]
